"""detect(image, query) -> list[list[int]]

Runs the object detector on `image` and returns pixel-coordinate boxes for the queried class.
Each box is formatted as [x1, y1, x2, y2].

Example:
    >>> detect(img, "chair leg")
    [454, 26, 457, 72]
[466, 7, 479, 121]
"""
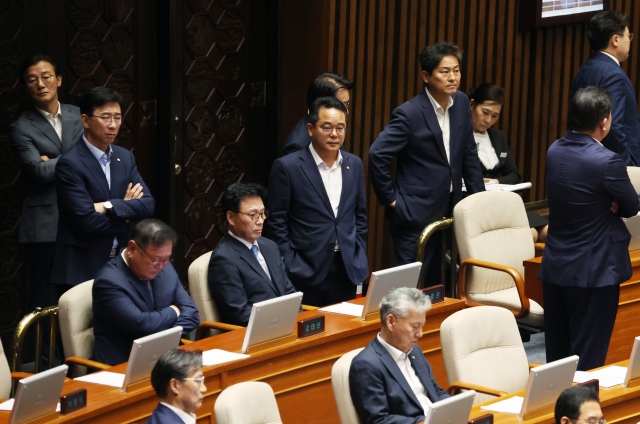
[519, 327, 532, 343]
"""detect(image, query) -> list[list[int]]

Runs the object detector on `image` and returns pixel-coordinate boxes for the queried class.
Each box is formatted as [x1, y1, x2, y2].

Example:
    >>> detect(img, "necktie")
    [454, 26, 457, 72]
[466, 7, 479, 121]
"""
[146, 280, 155, 309]
[251, 245, 260, 261]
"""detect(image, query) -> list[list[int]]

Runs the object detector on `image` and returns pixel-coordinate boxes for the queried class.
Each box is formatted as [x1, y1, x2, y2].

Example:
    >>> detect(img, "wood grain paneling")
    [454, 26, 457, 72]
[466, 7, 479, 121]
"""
[281, 0, 640, 273]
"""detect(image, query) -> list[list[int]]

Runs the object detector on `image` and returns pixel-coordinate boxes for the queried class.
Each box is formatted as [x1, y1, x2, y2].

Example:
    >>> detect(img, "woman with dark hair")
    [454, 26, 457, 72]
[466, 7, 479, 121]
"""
[469, 83, 548, 242]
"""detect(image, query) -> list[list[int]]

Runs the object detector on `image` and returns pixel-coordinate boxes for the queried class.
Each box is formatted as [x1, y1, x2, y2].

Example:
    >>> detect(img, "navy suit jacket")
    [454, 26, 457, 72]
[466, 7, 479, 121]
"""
[281, 115, 311, 156]
[539, 131, 640, 288]
[369, 90, 485, 232]
[9, 105, 84, 243]
[571, 52, 640, 166]
[146, 403, 185, 424]
[208, 235, 297, 326]
[349, 338, 450, 424]
[50, 138, 155, 287]
[267, 147, 369, 286]
[93, 255, 199, 365]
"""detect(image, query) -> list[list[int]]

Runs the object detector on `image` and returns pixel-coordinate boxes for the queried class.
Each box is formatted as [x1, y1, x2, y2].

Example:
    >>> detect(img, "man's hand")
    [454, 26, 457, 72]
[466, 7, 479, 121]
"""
[94, 202, 106, 214]
[170, 305, 181, 317]
[611, 200, 619, 213]
[389, 200, 396, 208]
[40, 155, 50, 161]
[483, 178, 499, 184]
[123, 183, 143, 200]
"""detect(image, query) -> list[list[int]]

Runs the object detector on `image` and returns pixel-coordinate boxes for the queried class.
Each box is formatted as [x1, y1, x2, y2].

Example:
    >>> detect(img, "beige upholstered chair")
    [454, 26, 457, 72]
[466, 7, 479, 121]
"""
[627, 166, 640, 194]
[440, 306, 536, 404]
[453, 191, 543, 327]
[331, 348, 363, 424]
[58, 280, 109, 377]
[214, 381, 282, 424]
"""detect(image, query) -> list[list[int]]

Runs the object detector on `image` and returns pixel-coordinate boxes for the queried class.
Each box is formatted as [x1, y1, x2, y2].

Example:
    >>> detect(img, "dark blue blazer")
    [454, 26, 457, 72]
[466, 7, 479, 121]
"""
[281, 115, 311, 156]
[92, 255, 199, 365]
[539, 131, 640, 288]
[208, 235, 297, 326]
[51, 138, 155, 287]
[267, 147, 369, 286]
[570, 52, 640, 166]
[146, 403, 185, 424]
[369, 90, 485, 232]
[349, 338, 450, 424]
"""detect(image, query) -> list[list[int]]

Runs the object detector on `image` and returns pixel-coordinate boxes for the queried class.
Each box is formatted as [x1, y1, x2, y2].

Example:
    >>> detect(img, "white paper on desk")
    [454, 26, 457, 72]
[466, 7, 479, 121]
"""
[480, 396, 523, 414]
[573, 365, 627, 388]
[202, 349, 249, 366]
[0, 398, 61, 412]
[74, 371, 125, 388]
[319, 302, 364, 317]
[485, 182, 532, 192]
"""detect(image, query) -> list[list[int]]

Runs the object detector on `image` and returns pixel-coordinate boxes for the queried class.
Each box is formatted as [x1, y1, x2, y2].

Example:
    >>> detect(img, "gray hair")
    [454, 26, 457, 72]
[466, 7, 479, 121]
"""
[379, 287, 431, 322]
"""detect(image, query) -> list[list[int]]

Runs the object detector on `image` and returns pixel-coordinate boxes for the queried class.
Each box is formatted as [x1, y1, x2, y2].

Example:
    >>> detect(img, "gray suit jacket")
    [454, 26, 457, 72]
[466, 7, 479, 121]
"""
[9, 104, 83, 243]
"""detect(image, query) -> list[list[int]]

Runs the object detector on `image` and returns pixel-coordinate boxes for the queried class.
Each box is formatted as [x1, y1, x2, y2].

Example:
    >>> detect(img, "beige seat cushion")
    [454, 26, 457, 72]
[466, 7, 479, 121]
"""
[0, 341, 10, 399]
[332, 348, 363, 424]
[188, 251, 227, 336]
[627, 166, 640, 194]
[470, 287, 544, 327]
[214, 381, 282, 424]
[58, 280, 94, 377]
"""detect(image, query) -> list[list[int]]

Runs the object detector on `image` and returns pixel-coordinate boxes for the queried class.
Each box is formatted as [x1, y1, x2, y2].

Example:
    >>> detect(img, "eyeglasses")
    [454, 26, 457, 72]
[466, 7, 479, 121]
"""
[573, 418, 605, 424]
[321, 125, 346, 135]
[134, 242, 171, 266]
[238, 210, 269, 222]
[26, 75, 54, 86]
[90, 115, 122, 124]
[182, 376, 205, 384]
[619, 32, 634, 41]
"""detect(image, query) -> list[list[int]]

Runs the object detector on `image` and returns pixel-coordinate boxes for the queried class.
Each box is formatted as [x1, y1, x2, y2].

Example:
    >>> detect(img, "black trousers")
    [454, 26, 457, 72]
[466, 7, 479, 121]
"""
[22, 242, 58, 310]
[293, 252, 356, 307]
[543, 282, 619, 371]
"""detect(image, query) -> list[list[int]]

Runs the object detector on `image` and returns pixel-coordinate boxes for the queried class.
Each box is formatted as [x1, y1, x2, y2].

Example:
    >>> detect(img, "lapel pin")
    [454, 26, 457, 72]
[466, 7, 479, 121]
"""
[117, 158, 121, 161]
[346, 166, 350, 170]
[411, 356, 415, 360]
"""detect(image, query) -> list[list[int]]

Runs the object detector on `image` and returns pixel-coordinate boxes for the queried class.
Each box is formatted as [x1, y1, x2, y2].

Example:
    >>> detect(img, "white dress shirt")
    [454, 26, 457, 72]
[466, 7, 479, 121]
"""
[425, 88, 454, 192]
[474, 131, 499, 170]
[377, 334, 432, 413]
[36, 101, 62, 141]
[84, 136, 117, 249]
[228, 231, 271, 280]
[160, 402, 196, 424]
[309, 143, 343, 251]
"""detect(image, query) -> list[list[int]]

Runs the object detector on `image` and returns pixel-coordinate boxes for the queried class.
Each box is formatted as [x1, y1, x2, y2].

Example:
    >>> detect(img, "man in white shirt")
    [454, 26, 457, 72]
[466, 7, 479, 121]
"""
[349, 287, 449, 423]
[149, 349, 206, 424]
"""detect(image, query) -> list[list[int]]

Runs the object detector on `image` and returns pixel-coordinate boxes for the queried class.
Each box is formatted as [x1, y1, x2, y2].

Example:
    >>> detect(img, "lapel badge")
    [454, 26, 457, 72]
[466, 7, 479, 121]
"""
[346, 166, 350, 170]
[117, 158, 121, 161]
[411, 356, 415, 360]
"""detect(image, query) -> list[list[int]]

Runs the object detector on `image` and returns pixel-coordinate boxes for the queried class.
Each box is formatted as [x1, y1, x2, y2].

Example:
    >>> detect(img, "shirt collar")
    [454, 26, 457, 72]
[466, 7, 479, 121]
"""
[228, 230, 258, 250]
[83, 135, 112, 162]
[377, 333, 410, 360]
[601, 51, 620, 66]
[35, 101, 61, 119]
[308, 142, 343, 168]
[160, 402, 196, 424]
[425, 87, 454, 113]
[570, 130, 602, 145]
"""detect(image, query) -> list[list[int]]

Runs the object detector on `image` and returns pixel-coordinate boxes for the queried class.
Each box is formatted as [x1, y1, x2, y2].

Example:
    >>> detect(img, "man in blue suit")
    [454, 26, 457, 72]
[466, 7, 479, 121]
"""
[570, 11, 640, 166]
[50, 87, 155, 295]
[93, 220, 199, 366]
[369, 42, 485, 284]
[539, 87, 640, 371]
[268, 96, 369, 307]
[350, 287, 449, 423]
[208, 182, 297, 326]
[148, 349, 206, 423]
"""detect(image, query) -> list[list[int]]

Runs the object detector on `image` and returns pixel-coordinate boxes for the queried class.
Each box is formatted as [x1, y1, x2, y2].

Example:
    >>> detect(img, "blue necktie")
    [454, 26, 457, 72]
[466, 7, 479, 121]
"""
[251, 245, 260, 261]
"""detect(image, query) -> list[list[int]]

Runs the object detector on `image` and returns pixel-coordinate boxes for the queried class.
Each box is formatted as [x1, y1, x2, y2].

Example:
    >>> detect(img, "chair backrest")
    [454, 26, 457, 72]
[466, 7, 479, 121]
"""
[214, 381, 282, 424]
[454, 191, 534, 295]
[627, 166, 640, 194]
[440, 306, 530, 404]
[58, 280, 94, 377]
[188, 251, 226, 335]
[0, 341, 11, 399]
[331, 348, 363, 424]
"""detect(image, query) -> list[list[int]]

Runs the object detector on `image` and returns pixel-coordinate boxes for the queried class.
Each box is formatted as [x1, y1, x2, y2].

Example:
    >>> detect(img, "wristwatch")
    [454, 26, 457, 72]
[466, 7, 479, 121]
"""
[104, 201, 114, 215]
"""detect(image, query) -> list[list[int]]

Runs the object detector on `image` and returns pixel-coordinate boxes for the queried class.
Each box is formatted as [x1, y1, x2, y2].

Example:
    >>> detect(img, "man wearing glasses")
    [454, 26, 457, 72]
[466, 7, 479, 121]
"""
[571, 10, 640, 166]
[50, 86, 155, 296]
[9, 55, 84, 311]
[207, 182, 297, 326]
[268, 96, 369, 307]
[555, 387, 604, 424]
[92, 220, 199, 366]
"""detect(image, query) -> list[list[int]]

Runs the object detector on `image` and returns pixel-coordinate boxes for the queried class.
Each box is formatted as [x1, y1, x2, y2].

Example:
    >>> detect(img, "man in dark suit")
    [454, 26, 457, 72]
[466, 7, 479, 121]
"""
[570, 11, 640, 166]
[350, 287, 449, 423]
[9, 55, 84, 310]
[539, 87, 640, 371]
[282, 72, 353, 156]
[208, 182, 297, 326]
[93, 220, 199, 366]
[268, 96, 369, 307]
[369, 42, 485, 284]
[50, 86, 155, 295]
[149, 349, 206, 423]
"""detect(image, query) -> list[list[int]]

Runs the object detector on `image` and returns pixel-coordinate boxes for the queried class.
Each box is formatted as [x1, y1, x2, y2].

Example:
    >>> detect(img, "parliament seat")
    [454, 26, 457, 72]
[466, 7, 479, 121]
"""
[627, 166, 640, 193]
[214, 381, 282, 424]
[331, 348, 363, 424]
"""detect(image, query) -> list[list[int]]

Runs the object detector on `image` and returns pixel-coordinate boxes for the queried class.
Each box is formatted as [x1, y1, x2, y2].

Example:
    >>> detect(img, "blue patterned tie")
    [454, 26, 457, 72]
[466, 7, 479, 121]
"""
[251, 245, 260, 261]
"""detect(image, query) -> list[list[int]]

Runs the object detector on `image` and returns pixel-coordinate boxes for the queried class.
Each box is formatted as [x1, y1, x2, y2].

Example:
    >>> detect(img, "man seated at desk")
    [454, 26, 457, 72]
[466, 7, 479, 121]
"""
[148, 349, 206, 424]
[555, 386, 603, 424]
[93, 219, 200, 365]
[349, 287, 449, 423]
[208, 182, 297, 326]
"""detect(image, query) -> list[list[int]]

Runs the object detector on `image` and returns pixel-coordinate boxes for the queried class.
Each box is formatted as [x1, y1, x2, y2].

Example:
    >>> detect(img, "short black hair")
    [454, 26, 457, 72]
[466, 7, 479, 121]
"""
[306, 73, 354, 109]
[568, 86, 612, 133]
[555, 386, 600, 424]
[131, 219, 178, 249]
[19, 55, 59, 84]
[308, 96, 347, 126]
[587, 11, 629, 51]
[469, 83, 505, 107]
[419, 41, 463, 74]
[151, 349, 203, 399]
[78, 86, 123, 116]
[221, 182, 267, 214]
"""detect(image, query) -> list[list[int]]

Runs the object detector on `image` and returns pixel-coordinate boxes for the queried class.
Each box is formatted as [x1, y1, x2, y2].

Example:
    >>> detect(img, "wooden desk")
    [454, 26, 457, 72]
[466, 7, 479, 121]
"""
[524, 251, 640, 365]
[468, 361, 640, 424]
[0, 297, 463, 424]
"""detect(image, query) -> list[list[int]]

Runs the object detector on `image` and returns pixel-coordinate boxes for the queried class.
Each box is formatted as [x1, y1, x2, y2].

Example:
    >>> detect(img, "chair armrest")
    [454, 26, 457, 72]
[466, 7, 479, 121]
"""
[528, 362, 543, 370]
[301, 304, 318, 311]
[195, 321, 243, 340]
[534, 242, 545, 251]
[447, 381, 509, 397]
[181, 338, 193, 345]
[64, 357, 111, 371]
[457, 258, 531, 319]
[10, 372, 32, 381]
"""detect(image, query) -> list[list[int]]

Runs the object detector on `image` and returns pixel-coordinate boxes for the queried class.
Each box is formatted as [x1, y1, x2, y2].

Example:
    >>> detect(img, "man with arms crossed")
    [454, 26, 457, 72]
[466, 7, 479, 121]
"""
[350, 287, 449, 423]
[539, 86, 640, 371]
